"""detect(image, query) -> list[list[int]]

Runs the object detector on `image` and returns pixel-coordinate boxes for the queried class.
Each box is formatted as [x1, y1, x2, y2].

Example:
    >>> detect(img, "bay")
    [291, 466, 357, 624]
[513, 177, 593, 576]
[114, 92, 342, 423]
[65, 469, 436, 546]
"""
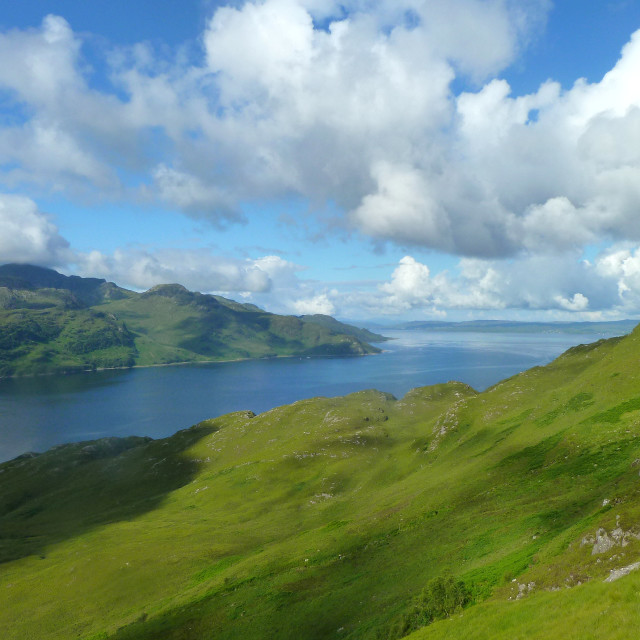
[0, 328, 626, 462]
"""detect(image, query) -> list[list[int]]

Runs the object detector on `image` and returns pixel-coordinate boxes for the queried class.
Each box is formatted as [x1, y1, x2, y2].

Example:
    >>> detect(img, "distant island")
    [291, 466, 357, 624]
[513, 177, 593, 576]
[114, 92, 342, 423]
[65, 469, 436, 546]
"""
[0, 264, 386, 377]
[389, 319, 639, 335]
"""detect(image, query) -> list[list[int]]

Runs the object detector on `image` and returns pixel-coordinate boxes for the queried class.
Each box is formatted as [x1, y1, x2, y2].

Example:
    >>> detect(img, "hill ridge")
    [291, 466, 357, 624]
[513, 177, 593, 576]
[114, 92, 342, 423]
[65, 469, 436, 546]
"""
[0, 264, 385, 377]
[2, 328, 640, 638]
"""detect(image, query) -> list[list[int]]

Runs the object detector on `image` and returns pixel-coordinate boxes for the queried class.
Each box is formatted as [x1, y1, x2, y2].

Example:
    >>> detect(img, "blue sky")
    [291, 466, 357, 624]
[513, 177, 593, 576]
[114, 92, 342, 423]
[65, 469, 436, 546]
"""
[1, 1, 640, 323]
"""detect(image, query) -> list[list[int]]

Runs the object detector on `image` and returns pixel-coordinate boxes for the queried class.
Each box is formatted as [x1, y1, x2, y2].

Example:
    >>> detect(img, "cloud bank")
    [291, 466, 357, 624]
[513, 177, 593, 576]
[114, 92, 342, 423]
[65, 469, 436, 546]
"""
[4, 194, 640, 320]
[3, 1, 631, 258]
[2, 3, 640, 319]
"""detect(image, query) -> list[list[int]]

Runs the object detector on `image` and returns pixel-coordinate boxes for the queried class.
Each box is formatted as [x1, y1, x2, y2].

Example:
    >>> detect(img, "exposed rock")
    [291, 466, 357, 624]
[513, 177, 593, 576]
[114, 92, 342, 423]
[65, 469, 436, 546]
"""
[429, 399, 467, 451]
[515, 582, 536, 599]
[604, 561, 640, 583]
[592, 528, 615, 555]
[582, 517, 640, 555]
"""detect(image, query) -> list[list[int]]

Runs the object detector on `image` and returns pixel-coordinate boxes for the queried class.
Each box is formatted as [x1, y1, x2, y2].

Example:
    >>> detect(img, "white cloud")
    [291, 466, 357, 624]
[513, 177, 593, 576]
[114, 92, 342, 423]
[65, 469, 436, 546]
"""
[445, 29, 640, 256]
[351, 164, 452, 251]
[331, 251, 637, 318]
[0, 3, 548, 237]
[3, 3, 640, 311]
[378, 255, 437, 310]
[554, 292, 589, 311]
[4, 188, 640, 321]
[252, 255, 303, 282]
[594, 246, 640, 308]
[0, 193, 70, 266]
[74, 248, 276, 293]
[151, 165, 240, 225]
[292, 293, 335, 315]
[0, 15, 80, 107]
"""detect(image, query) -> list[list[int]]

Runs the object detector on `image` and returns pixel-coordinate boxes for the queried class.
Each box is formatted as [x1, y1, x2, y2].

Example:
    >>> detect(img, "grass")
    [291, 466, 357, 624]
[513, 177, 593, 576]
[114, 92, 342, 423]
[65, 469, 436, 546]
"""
[98, 286, 381, 366]
[2, 328, 640, 638]
[0, 307, 137, 376]
[0, 277, 381, 376]
[410, 572, 640, 640]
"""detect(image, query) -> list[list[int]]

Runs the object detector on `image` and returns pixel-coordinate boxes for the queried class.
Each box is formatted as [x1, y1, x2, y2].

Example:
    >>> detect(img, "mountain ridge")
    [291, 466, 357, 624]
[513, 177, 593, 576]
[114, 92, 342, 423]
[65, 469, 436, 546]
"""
[2, 325, 640, 638]
[0, 264, 385, 377]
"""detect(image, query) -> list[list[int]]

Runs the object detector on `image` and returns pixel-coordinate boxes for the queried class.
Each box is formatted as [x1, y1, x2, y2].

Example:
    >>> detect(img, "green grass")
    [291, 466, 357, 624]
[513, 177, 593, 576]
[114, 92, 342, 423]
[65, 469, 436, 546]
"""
[0, 276, 381, 376]
[0, 307, 137, 376]
[2, 328, 640, 638]
[410, 571, 640, 640]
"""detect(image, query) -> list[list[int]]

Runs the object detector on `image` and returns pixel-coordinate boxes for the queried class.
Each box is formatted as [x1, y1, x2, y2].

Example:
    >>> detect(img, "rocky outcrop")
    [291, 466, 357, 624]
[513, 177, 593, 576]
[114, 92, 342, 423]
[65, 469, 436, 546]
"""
[581, 516, 640, 555]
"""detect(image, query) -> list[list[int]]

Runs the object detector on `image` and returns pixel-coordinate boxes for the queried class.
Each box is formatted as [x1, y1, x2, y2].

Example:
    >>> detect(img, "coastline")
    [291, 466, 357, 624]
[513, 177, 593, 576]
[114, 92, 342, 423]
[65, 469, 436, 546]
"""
[0, 349, 384, 381]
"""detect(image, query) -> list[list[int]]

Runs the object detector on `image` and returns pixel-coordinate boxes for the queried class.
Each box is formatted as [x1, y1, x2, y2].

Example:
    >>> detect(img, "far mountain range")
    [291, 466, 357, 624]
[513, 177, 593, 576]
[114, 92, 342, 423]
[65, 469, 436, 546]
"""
[386, 319, 638, 334]
[0, 264, 386, 377]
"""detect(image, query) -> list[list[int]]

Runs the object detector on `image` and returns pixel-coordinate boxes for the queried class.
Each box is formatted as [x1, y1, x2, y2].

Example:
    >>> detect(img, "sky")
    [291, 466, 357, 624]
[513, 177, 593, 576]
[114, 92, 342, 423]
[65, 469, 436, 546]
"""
[1, 1, 640, 323]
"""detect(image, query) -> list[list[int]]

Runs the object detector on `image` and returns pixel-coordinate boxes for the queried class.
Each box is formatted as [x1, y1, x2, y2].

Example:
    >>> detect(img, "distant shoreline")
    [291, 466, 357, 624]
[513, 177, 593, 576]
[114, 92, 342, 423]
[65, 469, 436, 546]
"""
[0, 350, 383, 381]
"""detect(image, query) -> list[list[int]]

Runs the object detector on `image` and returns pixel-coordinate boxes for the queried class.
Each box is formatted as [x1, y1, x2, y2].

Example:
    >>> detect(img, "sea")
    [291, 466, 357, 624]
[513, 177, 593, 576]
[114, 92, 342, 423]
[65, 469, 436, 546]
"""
[0, 328, 629, 462]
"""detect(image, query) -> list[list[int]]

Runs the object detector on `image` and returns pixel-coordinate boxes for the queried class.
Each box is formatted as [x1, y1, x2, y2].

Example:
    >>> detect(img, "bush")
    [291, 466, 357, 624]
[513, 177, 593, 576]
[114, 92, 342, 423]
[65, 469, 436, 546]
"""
[387, 575, 471, 639]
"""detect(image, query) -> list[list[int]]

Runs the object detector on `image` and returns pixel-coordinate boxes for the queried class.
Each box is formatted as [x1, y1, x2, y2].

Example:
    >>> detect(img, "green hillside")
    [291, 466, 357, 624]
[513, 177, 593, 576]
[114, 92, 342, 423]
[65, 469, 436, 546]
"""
[0, 263, 130, 307]
[95, 283, 382, 366]
[0, 307, 137, 375]
[300, 314, 391, 343]
[2, 327, 640, 638]
[0, 265, 383, 376]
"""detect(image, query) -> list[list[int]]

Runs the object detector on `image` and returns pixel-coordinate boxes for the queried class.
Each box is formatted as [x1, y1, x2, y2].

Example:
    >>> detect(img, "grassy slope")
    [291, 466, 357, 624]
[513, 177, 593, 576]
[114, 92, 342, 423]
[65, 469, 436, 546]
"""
[96, 285, 380, 366]
[0, 264, 379, 376]
[0, 279, 380, 376]
[0, 307, 137, 376]
[2, 331, 640, 638]
[299, 314, 389, 343]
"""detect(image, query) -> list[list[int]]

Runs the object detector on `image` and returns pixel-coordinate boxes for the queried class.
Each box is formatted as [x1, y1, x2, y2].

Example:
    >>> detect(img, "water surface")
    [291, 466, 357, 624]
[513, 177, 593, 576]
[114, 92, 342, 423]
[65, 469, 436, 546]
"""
[0, 329, 623, 462]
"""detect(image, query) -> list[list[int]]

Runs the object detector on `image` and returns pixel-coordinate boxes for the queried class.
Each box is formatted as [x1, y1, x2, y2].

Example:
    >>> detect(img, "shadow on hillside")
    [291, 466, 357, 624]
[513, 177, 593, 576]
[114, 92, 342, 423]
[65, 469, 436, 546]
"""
[0, 422, 217, 564]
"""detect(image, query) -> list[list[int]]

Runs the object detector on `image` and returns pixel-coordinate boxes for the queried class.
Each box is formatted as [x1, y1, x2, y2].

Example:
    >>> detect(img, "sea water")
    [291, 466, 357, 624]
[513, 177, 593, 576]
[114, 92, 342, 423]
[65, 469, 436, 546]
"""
[0, 329, 622, 462]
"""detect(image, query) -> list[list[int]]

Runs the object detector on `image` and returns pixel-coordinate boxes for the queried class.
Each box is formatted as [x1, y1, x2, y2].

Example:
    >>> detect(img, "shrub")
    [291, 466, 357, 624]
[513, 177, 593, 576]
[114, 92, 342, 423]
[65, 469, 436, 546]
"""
[387, 575, 471, 639]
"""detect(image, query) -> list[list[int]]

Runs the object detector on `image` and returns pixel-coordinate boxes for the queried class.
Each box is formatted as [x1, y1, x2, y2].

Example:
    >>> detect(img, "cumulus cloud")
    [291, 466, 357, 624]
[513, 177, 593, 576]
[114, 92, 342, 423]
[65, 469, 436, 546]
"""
[378, 256, 439, 310]
[201, 13, 640, 257]
[5, 186, 640, 321]
[74, 248, 281, 293]
[330, 251, 640, 318]
[0, 3, 551, 239]
[0, 193, 71, 266]
[594, 246, 640, 309]
[151, 165, 241, 226]
[554, 293, 589, 312]
[291, 293, 335, 316]
[3, 2, 640, 303]
[0, 16, 117, 192]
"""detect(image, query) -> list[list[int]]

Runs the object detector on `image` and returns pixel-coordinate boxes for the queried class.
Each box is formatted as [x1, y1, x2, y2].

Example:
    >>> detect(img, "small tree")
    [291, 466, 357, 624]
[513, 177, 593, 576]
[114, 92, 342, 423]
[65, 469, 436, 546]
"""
[387, 575, 470, 639]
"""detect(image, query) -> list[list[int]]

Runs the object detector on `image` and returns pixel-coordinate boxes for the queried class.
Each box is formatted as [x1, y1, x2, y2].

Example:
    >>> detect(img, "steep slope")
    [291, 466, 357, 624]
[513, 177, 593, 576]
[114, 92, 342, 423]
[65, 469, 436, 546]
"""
[0, 265, 382, 376]
[0, 263, 130, 308]
[2, 329, 640, 639]
[97, 283, 381, 365]
[0, 308, 137, 375]
[0, 265, 138, 374]
[300, 314, 390, 343]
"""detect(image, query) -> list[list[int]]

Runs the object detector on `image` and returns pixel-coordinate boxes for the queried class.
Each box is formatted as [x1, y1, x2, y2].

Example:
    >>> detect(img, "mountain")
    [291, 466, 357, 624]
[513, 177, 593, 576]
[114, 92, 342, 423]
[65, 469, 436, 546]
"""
[0, 264, 384, 376]
[300, 313, 391, 343]
[2, 327, 640, 638]
[0, 263, 130, 308]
